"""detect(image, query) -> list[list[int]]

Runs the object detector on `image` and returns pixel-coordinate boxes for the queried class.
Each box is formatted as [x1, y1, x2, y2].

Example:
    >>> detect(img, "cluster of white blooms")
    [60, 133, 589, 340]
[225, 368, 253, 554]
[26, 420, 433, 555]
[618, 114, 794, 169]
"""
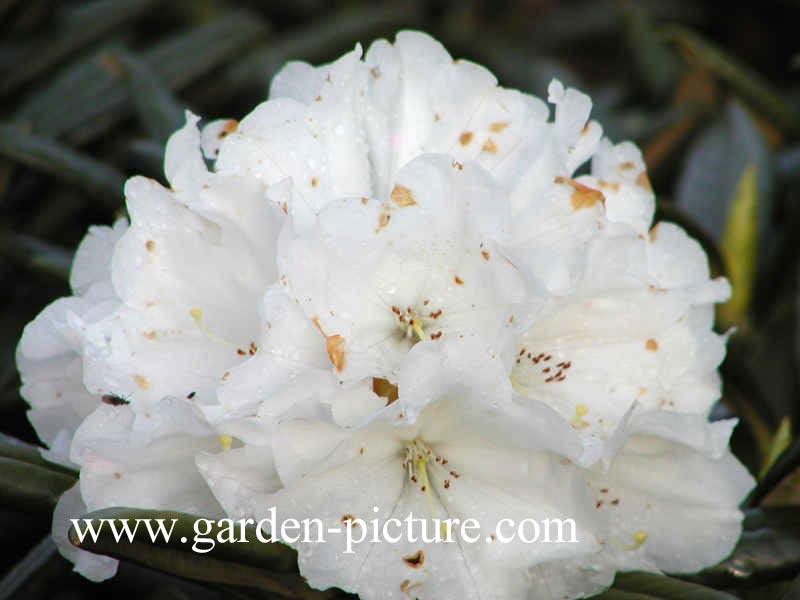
[17, 32, 753, 599]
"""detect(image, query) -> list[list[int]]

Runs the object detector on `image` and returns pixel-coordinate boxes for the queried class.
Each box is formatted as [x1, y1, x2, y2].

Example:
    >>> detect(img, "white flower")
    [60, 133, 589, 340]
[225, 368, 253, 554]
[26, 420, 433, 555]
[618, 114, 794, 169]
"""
[17, 111, 284, 580]
[16, 29, 753, 600]
[204, 337, 601, 599]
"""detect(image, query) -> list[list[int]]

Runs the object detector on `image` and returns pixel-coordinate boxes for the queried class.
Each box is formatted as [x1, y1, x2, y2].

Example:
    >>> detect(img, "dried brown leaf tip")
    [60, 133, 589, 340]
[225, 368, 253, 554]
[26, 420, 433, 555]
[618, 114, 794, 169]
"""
[555, 176, 605, 210]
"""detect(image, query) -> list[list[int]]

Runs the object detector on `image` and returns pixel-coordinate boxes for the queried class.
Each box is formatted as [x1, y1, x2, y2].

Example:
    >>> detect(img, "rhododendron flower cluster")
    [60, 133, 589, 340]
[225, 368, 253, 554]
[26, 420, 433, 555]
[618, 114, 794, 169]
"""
[17, 31, 753, 599]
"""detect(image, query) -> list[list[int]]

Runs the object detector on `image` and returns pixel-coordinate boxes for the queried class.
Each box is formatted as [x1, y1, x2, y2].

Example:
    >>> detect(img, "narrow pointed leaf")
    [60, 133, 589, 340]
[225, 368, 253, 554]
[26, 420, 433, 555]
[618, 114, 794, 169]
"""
[15, 11, 268, 143]
[117, 50, 185, 144]
[0, 535, 56, 600]
[663, 26, 800, 135]
[0, 123, 125, 205]
[718, 163, 759, 328]
[761, 417, 792, 479]
[0, 0, 160, 96]
[0, 432, 75, 475]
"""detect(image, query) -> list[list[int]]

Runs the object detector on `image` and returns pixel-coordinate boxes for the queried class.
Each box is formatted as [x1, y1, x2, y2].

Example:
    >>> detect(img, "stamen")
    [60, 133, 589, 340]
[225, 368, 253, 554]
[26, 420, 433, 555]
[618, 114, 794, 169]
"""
[411, 319, 428, 342]
[219, 434, 233, 451]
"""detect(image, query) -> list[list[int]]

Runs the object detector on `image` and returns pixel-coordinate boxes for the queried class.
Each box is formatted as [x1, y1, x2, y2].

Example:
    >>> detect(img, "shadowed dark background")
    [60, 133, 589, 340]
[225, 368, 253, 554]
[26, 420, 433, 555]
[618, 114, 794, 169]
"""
[1, 0, 799, 598]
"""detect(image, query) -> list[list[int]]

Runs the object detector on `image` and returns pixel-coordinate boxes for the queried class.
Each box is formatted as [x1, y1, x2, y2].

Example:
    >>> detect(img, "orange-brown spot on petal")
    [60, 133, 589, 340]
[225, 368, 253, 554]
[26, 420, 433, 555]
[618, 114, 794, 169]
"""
[636, 171, 653, 192]
[390, 184, 416, 207]
[649, 223, 659, 242]
[459, 131, 473, 146]
[490, 121, 509, 133]
[218, 119, 238, 139]
[113, 472, 122, 480]
[403, 550, 425, 568]
[645, 339, 659, 352]
[222, 371, 230, 381]
[555, 176, 605, 210]
[620, 161, 636, 170]
[454, 275, 464, 285]
[370, 66, 380, 79]
[326, 334, 346, 373]
[481, 138, 498, 154]
[451, 160, 463, 170]
[377, 211, 391, 231]
[372, 377, 399, 406]
[598, 180, 620, 192]
[341, 514, 358, 527]
[361, 197, 368, 205]
[481, 250, 490, 261]
[400, 580, 421, 593]
[133, 375, 149, 390]
[143, 330, 157, 340]
[145, 240, 155, 252]
[311, 177, 318, 188]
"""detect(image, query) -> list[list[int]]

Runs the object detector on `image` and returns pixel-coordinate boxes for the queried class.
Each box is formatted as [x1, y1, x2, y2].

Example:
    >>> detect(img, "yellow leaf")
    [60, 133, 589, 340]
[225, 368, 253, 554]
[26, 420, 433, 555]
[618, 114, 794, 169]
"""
[760, 416, 792, 480]
[718, 163, 758, 328]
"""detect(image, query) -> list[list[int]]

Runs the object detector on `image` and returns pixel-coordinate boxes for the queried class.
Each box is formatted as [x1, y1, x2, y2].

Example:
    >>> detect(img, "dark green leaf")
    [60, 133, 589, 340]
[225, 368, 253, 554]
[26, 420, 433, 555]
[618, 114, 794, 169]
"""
[0, 432, 75, 475]
[0, 228, 73, 281]
[117, 50, 185, 144]
[223, 4, 419, 95]
[621, 3, 683, 98]
[663, 26, 800, 135]
[0, 457, 76, 514]
[15, 11, 269, 143]
[595, 571, 737, 599]
[688, 507, 800, 587]
[0, 0, 161, 96]
[747, 434, 800, 506]
[0, 535, 56, 600]
[0, 122, 125, 205]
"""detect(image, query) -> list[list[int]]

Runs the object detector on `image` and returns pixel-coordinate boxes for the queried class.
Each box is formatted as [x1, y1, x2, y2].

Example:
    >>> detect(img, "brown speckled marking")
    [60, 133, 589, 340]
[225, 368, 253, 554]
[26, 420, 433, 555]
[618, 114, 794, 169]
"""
[459, 131, 473, 146]
[490, 122, 509, 133]
[133, 375, 149, 390]
[645, 339, 658, 352]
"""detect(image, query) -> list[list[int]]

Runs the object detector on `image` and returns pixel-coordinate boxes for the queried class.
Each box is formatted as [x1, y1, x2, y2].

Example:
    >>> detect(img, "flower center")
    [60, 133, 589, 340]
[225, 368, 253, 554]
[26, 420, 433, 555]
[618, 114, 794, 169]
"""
[400, 439, 460, 519]
[390, 303, 444, 343]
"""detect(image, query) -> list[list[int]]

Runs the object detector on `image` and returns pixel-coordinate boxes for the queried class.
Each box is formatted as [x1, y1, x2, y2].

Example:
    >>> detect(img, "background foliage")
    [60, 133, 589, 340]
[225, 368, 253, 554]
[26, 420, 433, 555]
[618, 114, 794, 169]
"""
[1, 0, 799, 598]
